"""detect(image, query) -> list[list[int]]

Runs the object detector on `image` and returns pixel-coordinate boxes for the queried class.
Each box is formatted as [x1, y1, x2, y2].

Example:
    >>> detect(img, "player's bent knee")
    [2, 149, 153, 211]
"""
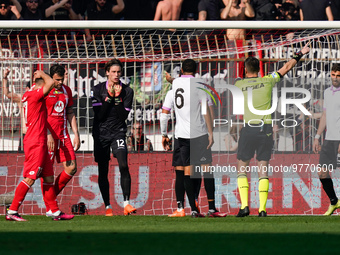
[65, 160, 77, 175]
[42, 175, 54, 183]
[69, 167, 77, 176]
[23, 177, 35, 186]
[184, 166, 191, 176]
[119, 164, 129, 173]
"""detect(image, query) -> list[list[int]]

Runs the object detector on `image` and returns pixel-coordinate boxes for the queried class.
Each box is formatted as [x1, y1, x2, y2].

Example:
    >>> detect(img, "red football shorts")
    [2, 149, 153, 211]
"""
[23, 142, 53, 180]
[48, 137, 76, 164]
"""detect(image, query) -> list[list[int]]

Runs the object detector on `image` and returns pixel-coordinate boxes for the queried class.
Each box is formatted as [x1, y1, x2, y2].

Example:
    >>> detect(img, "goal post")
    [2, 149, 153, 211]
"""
[0, 21, 339, 215]
[1, 20, 340, 29]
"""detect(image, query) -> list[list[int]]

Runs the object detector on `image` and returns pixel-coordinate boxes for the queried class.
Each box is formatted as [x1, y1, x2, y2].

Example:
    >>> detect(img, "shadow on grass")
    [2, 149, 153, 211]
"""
[0, 231, 339, 255]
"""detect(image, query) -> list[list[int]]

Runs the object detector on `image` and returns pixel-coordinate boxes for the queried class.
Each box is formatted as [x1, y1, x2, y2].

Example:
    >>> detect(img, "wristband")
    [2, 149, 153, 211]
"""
[315, 134, 320, 140]
[105, 97, 112, 103]
[292, 51, 303, 62]
[114, 97, 122, 105]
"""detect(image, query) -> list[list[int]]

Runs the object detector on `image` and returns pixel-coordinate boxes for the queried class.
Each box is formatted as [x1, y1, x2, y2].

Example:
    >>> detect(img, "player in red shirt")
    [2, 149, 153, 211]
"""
[6, 70, 74, 221]
[44, 64, 80, 216]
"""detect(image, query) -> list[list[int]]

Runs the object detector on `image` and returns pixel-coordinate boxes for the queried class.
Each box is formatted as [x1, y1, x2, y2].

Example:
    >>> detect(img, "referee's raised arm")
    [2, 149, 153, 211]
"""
[277, 43, 311, 76]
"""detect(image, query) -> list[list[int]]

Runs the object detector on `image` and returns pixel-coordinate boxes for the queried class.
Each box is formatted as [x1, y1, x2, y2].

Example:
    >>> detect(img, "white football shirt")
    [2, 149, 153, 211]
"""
[162, 75, 210, 139]
[324, 86, 340, 140]
[162, 89, 174, 112]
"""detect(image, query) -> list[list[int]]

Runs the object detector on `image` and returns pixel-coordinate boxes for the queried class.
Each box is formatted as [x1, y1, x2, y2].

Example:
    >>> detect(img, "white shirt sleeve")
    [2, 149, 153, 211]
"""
[162, 89, 173, 111]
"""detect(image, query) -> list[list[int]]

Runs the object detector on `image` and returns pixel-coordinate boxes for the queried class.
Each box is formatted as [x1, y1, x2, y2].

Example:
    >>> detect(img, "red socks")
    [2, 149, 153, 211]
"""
[9, 180, 30, 212]
[42, 182, 59, 213]
[10, 177, 67, 214]
[54, 170, 73, 195]
[42, 171, 73, 212]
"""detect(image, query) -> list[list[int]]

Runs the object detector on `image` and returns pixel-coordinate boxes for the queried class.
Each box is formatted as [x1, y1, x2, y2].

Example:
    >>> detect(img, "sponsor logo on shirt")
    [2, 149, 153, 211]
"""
[54, 101, 65, 113]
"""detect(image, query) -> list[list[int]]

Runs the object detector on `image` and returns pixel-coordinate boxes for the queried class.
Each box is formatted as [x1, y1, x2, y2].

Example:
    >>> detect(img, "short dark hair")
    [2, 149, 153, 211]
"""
[182, 59, 196, 74]
[331, 63, 340, 72]
[50, 64, 65, 77]
[245, 57, 260, 74]
[104, 59, 123, 73]
[35, 78, 44, 85]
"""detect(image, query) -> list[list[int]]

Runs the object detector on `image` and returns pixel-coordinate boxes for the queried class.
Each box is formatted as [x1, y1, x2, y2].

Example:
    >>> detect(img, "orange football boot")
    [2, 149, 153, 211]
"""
[105, 208, 113, 216]
[124, 204, 137, 215]
[168, 209, 185, 217]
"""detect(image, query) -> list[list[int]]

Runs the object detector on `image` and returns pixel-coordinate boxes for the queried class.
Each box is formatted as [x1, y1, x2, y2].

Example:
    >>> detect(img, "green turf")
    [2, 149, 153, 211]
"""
[1, 215, 340, 254]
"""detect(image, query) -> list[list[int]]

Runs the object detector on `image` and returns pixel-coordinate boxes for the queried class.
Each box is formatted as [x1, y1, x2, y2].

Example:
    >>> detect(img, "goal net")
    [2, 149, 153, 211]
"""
[1, 21, 339, 215]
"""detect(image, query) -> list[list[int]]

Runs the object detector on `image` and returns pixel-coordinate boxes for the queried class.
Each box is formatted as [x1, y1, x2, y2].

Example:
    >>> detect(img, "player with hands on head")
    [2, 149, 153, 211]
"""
[313, 63, 340, 215]
[235, 43, 310, 217]
[91, 59, 136, 216]
[6, 70, 74, 221]
[44, 64, 80, 217]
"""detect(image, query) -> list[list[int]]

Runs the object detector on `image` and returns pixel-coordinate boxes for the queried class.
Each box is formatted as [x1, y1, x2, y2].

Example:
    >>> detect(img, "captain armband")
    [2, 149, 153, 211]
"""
[160, 112, 170, 136]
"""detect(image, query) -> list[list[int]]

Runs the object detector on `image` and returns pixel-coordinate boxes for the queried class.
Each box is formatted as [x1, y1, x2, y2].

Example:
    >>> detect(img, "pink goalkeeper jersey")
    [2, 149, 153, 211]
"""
[22, 86, 48, 144]
[45, 84, 74, 139]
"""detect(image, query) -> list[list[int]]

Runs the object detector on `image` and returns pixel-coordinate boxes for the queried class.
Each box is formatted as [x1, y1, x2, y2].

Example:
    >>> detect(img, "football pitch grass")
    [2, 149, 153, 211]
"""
[1, 215, 340, 254]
